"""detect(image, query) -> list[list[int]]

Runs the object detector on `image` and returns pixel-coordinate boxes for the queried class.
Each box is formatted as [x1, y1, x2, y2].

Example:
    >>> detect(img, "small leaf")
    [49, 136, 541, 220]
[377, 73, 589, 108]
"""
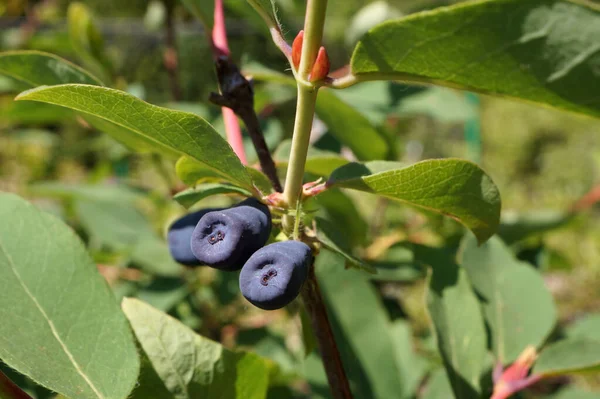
[0, 193, 139, 399]
[173, 184, 252, 208]
[498, 209, 573, 244]
[315, 217, 376, 274]
[122, 298, 270, 399]
[181, 0, 214, 30]
[533, 338, 600, 376]
[274, 139, 350, 177]
[459, 234, 557, 363]
[316, 89, 389, 161]
[0, 50, 103, 87]
[327, 159, 501, 243]
[16, 85, 253, 190]
[351, 0, 600, 119]
[425, 250, 487, 399]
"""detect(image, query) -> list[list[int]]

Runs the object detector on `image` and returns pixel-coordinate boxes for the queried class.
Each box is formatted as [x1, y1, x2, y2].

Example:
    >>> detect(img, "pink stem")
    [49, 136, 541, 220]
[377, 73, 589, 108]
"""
[212, 0, 247, 165]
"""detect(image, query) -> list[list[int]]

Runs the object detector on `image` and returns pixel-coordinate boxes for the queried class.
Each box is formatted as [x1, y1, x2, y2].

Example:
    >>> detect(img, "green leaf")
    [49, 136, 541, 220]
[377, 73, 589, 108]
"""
[0, 50, 103, 87]
[29, 182, 145, 203]
[546, 387, 600, 399]
[315, 217, 376, 274]
[173, 184, 252, 208]
[425, 250, 487, 399]
[533, 338, 600, 376]
[459, 234, 557, 363]
[242, 65, 389, 160]
[327, 159, 501, 243]
[315, 89, 389, 161]
[175, 156, 272, 194]
[129, 235, 184, 277]
[567, 314, 600, 341]
[274, 139, 350, 177]
[316, 250, 405, 399]
[313, 188, 369, 247]
[0, 193, 139, 399]
[421, 369, 453, 399]
[498, 209, 573, 244]
[389, 320, 429, 398]
[16, 84, 253, 190]
[247, 0, 281, 29]
[122, 298, 270, 399]
[350, 0, 600, 119]
[370, 244, 424, 282]
[67, 2, 111, 81]
[180, 0, 214, 30]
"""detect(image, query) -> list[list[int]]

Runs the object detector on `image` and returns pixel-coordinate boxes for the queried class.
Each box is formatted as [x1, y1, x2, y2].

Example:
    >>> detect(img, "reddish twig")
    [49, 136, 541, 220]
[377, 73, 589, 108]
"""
[211, 0, 247, 165]
[570, 184, 600, 212]
[0, 370, 32, 399]
[301, 265, 353, 399]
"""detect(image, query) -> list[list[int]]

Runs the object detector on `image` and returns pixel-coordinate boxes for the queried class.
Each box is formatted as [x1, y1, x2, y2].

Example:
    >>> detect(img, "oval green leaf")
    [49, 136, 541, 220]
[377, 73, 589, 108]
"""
[0, 192, 139, 399]
[15, 84, 253, 190]
[122, 298, 270, 399]
[425, 249, 487, 399]
[351, 0, 600, 119]
[0, 50, 103, 87]
[459, 234, 557, 363]
[327, 159, 501, 243]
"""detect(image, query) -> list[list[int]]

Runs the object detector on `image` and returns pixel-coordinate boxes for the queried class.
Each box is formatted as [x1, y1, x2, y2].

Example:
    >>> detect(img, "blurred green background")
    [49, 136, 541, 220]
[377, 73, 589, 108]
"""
[1, 0, 599, 398]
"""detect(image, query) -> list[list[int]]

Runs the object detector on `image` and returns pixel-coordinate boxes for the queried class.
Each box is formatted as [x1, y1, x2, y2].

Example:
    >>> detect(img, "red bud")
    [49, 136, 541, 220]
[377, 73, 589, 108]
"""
[292, 30, 304, 70]
[309, 46, 330, 82]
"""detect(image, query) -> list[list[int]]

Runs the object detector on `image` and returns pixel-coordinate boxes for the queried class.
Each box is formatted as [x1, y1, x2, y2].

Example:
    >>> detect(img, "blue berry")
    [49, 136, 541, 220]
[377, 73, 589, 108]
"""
[239, 241, 312, 310]
[167, 208, 220, 266]
[190, 198, 271, 271]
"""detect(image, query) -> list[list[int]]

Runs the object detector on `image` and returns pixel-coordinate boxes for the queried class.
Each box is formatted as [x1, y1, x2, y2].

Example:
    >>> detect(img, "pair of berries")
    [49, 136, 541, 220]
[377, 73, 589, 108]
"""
[167, 198, 312, 310]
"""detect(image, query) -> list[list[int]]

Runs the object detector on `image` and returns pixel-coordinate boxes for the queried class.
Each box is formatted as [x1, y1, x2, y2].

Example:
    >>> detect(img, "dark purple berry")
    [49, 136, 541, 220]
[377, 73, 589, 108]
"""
[190, 198, 271, 271]
[239, 241, 312, 310]
[167, 208, 221, 266]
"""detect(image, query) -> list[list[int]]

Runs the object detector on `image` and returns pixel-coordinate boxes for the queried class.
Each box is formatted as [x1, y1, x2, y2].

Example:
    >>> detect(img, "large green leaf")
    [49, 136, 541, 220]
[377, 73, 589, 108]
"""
[16, 84, 253, 190]
[425, 250, 487, 399]
[0, 50, 103, 87]
[459, 234, 557, 363]
[533, 338, 600, 376]
[0, 193, 139, 399]
[122, 298, 270, 399]
[316, 250, 406, 399]
[315, 89, 389, 161]
[327, 159, 501, 243]
[350, 0, 600, 119]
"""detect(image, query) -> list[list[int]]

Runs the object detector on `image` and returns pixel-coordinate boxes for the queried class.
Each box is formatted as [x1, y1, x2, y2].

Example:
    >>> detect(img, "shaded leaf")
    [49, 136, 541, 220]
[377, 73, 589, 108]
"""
[316, 250, 404, 399]
[459, 234, 557, 363]
[29, 182, 145, 204]
[498, 209, 573, 244]
[425, 250, 487, 399]
[173, 184, 252, 209]
[313, 188, 368, 247]
[122, 298, 270, 399]
[0, 193, 139, 399]
[533, 338, 600, 376]
[566, 313, 600, 341]
[389, 320, 429, 398]
[316, 89, 389, 161]
[327, 159, 501, 243]
[274, 140, 349, 177]
[421, 368, 454, 399]
[351, 0, 600, 119]
[315, 217, 376, 274]
[16, 85, 253, 190]
[181, 0, 214, 30]
[0, 50, 103, 87]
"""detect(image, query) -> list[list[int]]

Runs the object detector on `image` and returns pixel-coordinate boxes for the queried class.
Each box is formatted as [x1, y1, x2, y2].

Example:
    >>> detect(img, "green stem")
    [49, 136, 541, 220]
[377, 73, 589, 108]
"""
[283, 86, 317, 208]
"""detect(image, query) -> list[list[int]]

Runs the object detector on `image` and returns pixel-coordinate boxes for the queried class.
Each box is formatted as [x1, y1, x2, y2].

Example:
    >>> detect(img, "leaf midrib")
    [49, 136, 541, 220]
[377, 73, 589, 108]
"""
[0, 219, 105, 399]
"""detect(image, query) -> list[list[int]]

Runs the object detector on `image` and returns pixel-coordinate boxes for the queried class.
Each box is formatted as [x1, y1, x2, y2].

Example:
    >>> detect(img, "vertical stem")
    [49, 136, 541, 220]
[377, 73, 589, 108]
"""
[298, 0, 328, 80]
[283, 86, 317, 207]
[0, 370, 32, 399]
[301, 266, 353, 399]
